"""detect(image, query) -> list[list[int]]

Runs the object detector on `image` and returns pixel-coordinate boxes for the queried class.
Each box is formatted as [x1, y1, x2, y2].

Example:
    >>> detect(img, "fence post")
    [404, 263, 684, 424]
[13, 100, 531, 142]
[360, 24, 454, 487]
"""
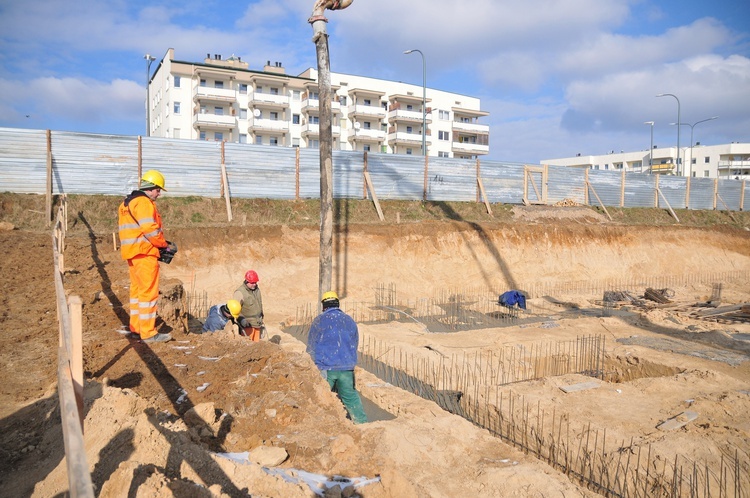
[741, 180, 746, 211]
[713, 178, 719, 210]
[68, 295, 84, 430]
[686, 176, 692, 209]
[654, 174, 660, 207]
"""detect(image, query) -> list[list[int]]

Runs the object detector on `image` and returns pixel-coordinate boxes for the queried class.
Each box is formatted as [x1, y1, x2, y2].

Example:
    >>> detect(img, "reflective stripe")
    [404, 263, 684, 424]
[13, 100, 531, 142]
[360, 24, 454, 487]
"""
[139, 299, 158, 308]
[138, 217, 156, 224]
[119, 223, 140, 230]
[144, 229, 162, 239]
[140, 311, 157, 320]
[120, 236, 148, 245]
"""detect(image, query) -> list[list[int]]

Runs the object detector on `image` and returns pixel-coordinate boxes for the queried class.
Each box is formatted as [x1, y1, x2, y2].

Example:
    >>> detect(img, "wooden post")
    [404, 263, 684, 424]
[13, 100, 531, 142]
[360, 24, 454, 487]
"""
[112, 232, 117, 252]
[584, 169, 590, 205]
[654, 174, 659, 207]
[68, 295, 84, 430]
[46, 130, 52, 227]
[295, 146, 301, 201]
[713, 178, 719, 210]
[585, 181, 613, 221]
[363, 151, 368, 199]
[685, 176, 691, 209]
[476, 159, 481, 203]
[741, 180, 746, 211]
[220, 141, 233, 222]
[364, 171, 384, 221]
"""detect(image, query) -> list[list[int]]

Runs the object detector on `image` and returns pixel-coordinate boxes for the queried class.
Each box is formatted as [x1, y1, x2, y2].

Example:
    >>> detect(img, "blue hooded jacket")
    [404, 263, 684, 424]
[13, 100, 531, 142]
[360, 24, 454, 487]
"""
[203, 304, 231, 332]
[306, 307, 359, 371]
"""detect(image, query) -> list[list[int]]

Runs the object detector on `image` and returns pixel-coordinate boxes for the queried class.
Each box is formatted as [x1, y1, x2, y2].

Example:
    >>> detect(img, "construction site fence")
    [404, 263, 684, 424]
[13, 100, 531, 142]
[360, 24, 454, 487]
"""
[1, 127, 747, 216]
[52, 195, 95, 497]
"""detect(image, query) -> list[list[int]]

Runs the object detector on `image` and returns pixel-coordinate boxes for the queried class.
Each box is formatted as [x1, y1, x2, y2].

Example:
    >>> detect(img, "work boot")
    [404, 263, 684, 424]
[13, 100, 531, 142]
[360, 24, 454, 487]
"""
[142, 332, 173, 343]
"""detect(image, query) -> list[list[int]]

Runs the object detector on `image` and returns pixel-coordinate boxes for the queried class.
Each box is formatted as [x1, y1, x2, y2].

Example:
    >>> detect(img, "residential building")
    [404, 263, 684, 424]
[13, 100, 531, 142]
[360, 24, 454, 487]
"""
[148, 48, 490, 159]
[542, 142, 750, 180]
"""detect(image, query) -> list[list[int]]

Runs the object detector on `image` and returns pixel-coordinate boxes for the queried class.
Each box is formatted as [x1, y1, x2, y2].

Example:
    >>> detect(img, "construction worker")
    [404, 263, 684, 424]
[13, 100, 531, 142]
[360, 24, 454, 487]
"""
[306, 291, 367, 424]
[202, 299, 244, 333]
[117, 169, 174, 343]
[233, 270, 264, 341]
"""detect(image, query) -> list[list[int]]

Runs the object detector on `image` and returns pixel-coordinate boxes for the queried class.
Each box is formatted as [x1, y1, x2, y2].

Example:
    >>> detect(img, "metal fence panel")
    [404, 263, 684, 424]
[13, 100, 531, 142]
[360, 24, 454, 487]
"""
[654, 175, 687, 209]
[587, 170, 623, 207]
[716, 180, 743, 211]
[688, 177, 716, 210]
[367, 153, 425, 200]
[142, 138, 222, 198]
[547, 166, 587, 205]
[299, 147, 322, 199]
[51, 131, 137, 196]
[0, 128, 48, 194]
[479, 161, 525, 204]
[226, 144, 298, 199]
[426, 157, 477, 202]
[333, 150, 365, 199]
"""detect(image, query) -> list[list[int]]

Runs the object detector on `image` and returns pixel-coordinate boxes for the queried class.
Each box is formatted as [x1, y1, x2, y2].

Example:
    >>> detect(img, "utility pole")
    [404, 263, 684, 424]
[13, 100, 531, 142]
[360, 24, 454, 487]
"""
[309, 0, 353, 304]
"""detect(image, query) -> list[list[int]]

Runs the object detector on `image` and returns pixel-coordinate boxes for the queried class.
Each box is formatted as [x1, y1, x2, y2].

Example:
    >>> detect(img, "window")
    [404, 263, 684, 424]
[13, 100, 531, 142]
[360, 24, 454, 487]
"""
[691, 171, 696, 177]
[200, 79, 207, 87]
[292, 114, 300, 124]
[406, 126, 413, 133]
[438, 151, 449, 158]
[215, 107, 223, 116]
[310, 91, 319, 100]
[270, 87, 279, 95]
[459, 116, 470, 123]
[239, 134, 247, 144]
[704, 156, 710, 163]
[309, 139, 320, 149]
[439, 131, 449, 141]
[292, 137, 300, 147]
[704, 170, 710, 177]
[691, 157, 696, 165]
[292, 90, 301, 101]
[239, 83, 248, 94]
[339, 96, 347, 106]
[174, 76, 181, 88]
[215, 81, 224, 89]
[270, 137, 279, 146]
[215, 132, 223, 141]
[270, 111, 279, 121]
[239, 108, 247, 120]
[439, 110, 449, 120]
[406, 148, 413, 155]
[380, 145, 388, 153]
[256, 135, 263, 145]
[406, 104, 413, 111]
[363, 121, 371, 130]
[173, 128, 181, 138]
[364, 144, 371, 151]
[309, 115, 320, 124]
[199, 131, 206, 140]
[364, 98, 371, 106]
[174, 102, 181, 114]
[200, 105, 207, 114]
[256, 85, 263, 93]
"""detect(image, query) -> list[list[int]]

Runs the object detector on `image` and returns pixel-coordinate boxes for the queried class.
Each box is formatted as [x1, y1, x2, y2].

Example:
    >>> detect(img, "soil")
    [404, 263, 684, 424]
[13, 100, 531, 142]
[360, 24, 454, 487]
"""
[1, 197, 749, 497]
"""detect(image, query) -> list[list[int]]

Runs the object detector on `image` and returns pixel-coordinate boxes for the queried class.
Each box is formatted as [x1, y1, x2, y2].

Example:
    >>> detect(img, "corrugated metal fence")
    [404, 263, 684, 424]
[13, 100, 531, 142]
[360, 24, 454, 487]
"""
[0, 127, 746, 211]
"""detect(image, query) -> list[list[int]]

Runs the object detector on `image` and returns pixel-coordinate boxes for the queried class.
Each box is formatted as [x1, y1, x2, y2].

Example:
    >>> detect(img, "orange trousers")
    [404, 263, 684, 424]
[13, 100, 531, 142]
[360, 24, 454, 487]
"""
[127, 255, 160, 339]
[242, 326, 261, 342]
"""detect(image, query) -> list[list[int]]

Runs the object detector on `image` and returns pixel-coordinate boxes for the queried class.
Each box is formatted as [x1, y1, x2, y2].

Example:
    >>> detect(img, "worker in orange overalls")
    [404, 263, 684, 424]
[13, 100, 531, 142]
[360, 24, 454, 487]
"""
[117, 170, 175, 343]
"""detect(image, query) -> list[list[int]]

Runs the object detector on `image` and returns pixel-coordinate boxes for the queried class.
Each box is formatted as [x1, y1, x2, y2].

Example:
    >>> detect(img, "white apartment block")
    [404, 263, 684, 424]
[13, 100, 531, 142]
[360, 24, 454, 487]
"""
[542, 142, 750, 181]
[148, 48, 489, 159]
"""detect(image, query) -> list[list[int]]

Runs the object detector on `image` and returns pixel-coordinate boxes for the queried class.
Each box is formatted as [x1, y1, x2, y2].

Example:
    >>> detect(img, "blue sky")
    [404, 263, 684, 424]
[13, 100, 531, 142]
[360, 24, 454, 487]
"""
[1, 0, 748, 163]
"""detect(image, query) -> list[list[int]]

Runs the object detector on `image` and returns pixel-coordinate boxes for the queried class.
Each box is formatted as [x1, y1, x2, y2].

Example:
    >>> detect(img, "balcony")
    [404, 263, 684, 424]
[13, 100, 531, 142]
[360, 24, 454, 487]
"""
[249, 92, 289, 108]
[388, 131, 432, 147]
[194, 87, 236, 104]
[348, 105, 386, 120]
[193, 112, 236, 129]
[301, 122, 341, 137]
[301, 98, 341, 114]
[451, 140, 489, 155]
[348, 128, 386, 142]
[248, 118, 289, 133]
[452, 121, 489, 134]
[388, 108, 432, 124]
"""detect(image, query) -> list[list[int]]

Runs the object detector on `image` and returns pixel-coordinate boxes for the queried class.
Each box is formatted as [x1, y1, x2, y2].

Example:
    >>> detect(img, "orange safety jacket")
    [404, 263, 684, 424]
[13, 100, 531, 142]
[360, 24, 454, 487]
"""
[118, 191, 168, 260]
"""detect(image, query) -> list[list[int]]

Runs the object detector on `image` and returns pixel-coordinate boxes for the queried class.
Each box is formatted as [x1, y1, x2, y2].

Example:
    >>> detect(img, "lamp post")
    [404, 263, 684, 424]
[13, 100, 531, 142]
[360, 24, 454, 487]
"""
[144, 54, 156, 136]
[404, 49, 426, 156]
[656, 93, 680, 175]
[644, 121, 654, 173]
[671, 116, 718, 178]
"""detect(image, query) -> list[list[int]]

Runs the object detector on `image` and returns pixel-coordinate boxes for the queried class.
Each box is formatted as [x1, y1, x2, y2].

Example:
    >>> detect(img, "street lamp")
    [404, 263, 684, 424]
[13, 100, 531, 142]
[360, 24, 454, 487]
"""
[144, 54, 156, 137]
[644, 121, 654, 173]
[404, 49, 426, 156]
[671, 116, 718, 178]
[656, 93, 680, 175]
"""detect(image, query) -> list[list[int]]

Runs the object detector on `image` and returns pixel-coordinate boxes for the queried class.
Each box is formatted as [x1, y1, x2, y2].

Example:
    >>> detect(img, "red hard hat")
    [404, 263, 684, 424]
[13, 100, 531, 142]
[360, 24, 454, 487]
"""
[244, 270, 259, 284]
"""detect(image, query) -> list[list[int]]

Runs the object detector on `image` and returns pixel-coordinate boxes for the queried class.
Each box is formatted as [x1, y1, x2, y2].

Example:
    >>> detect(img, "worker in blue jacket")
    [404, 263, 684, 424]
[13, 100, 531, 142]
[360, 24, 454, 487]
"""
[306, 291, 367, 424]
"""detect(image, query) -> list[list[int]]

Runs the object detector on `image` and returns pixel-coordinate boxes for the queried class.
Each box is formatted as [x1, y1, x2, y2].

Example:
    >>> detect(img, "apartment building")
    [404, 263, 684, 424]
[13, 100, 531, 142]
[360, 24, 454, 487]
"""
[542, 142, 750, 180]
[148, 48, 490, 159]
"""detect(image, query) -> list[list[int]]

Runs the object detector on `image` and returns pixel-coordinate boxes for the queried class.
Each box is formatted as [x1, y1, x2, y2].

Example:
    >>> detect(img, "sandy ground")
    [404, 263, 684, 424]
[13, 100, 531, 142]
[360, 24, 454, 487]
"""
[1, 206, 749, 497]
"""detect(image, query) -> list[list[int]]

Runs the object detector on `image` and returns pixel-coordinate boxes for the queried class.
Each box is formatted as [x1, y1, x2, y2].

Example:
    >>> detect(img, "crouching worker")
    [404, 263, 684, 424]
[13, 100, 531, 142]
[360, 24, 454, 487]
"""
[306, 291, 367, 424]
[202, 299, 244, 333]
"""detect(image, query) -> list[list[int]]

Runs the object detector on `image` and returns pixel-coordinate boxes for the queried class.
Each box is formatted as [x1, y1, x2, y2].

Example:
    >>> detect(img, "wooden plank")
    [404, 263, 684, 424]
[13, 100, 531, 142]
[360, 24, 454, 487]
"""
[560, 381, 600, 393]
[695, 304, 747, 317]
[363, 171, 384, 221]
[476, 177, 493, 216]
[657, 411, 698, 431]
[585, 181, 613, 221]
[656, 187, 680, 223]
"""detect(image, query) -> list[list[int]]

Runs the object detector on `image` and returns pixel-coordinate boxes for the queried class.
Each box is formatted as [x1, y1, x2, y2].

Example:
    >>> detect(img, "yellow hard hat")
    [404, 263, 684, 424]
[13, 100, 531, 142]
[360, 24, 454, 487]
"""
[227, 299, 242, 318]
[141, 169, 167, 190]
[321, 291, 339, 302]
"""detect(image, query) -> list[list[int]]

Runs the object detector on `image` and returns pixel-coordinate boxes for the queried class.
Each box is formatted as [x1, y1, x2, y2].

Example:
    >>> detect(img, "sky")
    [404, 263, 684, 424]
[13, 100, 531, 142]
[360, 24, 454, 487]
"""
[1, 0, 748, 164]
